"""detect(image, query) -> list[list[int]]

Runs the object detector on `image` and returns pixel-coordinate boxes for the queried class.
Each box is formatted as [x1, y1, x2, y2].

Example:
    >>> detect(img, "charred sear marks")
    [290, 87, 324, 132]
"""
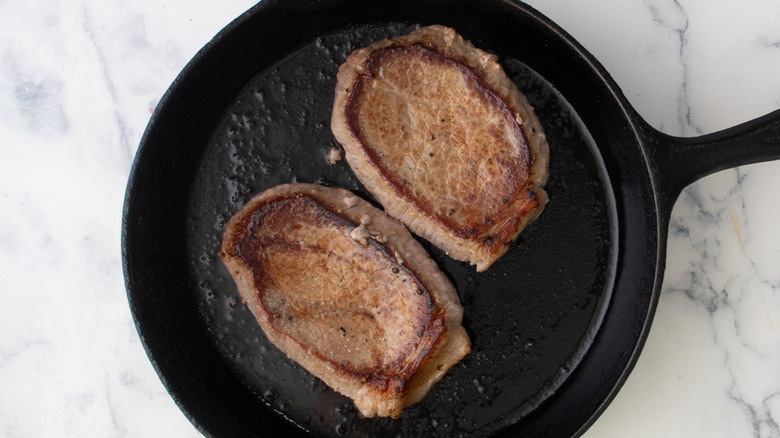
[229, 194, 443, 388]
[345, 44, 530, 237]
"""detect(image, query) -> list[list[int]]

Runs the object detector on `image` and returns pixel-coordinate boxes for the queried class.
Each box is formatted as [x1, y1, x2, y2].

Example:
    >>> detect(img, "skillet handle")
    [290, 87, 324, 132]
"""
[645, 108, 780, 215]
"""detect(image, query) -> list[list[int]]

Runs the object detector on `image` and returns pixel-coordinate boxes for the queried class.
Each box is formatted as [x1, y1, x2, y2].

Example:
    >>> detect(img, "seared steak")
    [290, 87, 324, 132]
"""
[220, 183, 470, 418]
[331, 25, 549, 271]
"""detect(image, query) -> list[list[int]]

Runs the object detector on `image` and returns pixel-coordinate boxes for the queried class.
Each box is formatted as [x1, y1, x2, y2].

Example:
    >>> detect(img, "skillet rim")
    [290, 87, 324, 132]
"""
[121, 0, 666, 436]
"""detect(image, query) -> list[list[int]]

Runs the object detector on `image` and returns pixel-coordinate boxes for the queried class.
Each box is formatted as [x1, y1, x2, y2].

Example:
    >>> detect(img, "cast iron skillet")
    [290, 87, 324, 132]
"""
[122, 0, 780, 437]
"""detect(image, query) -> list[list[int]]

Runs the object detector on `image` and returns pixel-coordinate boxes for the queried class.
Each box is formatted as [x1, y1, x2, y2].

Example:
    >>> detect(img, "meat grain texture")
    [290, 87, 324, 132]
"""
[220, 183, 470, 418]
[331, 25, 550, 271]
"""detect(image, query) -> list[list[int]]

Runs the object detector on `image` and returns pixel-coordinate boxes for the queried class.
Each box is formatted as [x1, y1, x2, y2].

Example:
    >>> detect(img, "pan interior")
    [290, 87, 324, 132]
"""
[185, 24, 617, 438]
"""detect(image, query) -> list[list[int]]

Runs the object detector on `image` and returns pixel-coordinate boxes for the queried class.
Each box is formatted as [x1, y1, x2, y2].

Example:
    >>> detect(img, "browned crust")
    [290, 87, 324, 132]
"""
[220, 183, 470, 418]
[331, 25, 550, 271]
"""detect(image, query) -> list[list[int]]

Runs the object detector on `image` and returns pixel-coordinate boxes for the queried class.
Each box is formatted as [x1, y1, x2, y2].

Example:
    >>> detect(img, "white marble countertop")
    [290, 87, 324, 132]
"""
[1, 0, 778, 437]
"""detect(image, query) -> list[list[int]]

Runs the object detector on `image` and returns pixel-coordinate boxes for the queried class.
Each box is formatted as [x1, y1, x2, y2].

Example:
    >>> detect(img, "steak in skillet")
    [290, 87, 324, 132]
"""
[331, 25, 550, 271]
[220, 183, 470, 418]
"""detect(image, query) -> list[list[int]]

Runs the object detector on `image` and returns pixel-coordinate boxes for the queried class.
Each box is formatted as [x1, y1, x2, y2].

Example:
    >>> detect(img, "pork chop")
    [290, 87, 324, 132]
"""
[331, 25, 550, 271]
[219, 183, 470, 418]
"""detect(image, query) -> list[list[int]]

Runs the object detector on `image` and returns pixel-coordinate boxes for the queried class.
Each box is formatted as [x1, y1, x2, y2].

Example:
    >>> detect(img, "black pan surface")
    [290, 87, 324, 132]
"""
[122, 0, 780, 436]
[187, 23, 615, 438]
